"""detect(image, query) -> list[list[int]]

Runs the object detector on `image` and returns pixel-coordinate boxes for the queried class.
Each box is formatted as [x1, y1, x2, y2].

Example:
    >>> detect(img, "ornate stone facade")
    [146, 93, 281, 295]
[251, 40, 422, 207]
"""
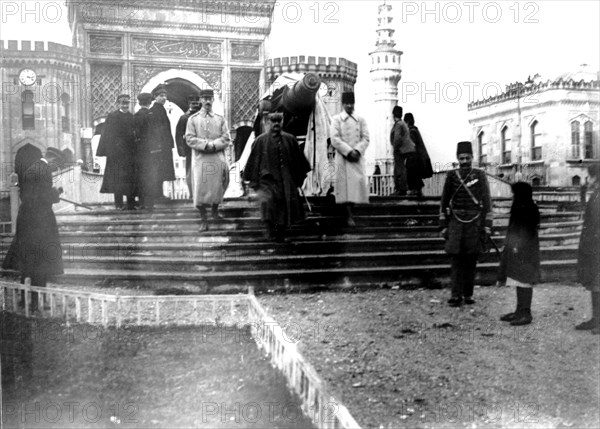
[0, 40, 83, 191]
[68, 0, 275, 129]
[468, 67, 600, 186]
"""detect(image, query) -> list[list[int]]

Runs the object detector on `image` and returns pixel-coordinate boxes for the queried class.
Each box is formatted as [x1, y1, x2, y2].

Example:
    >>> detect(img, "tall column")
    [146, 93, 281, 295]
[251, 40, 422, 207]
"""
[369, 1, 403, 174]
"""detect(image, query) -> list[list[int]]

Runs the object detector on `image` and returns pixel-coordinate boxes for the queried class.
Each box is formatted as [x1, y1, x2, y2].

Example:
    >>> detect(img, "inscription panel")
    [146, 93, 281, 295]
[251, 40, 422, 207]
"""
[132, 38, 221, 60]
[89, 35, 123, 55]
[231, 43, 260, 61]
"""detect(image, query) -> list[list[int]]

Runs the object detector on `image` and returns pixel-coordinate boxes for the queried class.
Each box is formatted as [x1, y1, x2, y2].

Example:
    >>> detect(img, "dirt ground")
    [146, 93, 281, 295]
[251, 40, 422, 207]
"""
[259, 283, 600, 429]
[1, 315, 314, 429]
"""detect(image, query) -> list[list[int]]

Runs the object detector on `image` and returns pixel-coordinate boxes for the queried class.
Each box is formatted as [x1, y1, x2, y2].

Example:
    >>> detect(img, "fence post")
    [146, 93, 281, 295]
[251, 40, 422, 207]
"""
[10, 180, 19, 234]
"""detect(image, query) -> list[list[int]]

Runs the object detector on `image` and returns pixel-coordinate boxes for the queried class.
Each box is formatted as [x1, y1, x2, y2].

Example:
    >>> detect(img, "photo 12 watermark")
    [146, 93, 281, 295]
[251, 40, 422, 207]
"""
[399, 1, 540, 24]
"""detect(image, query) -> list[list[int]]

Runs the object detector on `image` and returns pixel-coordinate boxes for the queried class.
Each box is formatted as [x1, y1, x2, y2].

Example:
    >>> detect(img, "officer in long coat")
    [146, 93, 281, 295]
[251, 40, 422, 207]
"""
[440, 141, 492, 306]
[97, 94, 137, 210]
[141, 85, 176, 209]
[185, 89, 231, 231]
[133, 92, 153, 208]
[243, 112, 311, 241]
[330, 92, 370, 227]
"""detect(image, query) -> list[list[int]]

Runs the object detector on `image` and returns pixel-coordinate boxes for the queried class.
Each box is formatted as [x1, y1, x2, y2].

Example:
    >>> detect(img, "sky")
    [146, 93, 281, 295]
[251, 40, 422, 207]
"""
[1, 0, 599, 164]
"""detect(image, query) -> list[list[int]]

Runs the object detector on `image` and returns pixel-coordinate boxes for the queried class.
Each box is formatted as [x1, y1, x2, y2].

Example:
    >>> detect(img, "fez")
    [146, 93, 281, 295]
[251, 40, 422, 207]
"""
[456, 141, 473, 155]
[200, 89, 214, 98]
[116, 94, 130, 102]
[392, 106, 403, 118]
[341, 92, 355, 104]
[137, 92, 153, 105]
[152, 84, 168, 97]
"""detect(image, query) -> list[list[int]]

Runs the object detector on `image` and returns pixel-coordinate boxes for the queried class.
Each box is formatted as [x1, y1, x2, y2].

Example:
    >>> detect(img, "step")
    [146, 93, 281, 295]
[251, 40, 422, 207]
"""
[61, 246, 577, 273]
[5, 259, 575, 292]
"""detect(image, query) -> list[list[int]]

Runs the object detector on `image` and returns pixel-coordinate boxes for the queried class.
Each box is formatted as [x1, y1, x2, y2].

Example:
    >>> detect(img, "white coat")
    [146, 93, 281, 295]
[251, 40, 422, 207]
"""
[330, 111, 370, 204]
[185, 109, 231, 206]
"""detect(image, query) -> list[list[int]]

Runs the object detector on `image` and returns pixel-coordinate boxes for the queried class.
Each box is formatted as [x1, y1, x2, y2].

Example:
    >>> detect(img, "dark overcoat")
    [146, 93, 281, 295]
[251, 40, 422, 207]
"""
[498, 190, 541, 284]
[175, 111, 193, 174]
[243, 131, 311, 227]
[578, 186, 600, 290]
[3, 160, 64, 279]
[440, 167, 492, 255]
[97, 110, 137, 194]
[408, 125, 434, 179]
[145, 103, 176, 182]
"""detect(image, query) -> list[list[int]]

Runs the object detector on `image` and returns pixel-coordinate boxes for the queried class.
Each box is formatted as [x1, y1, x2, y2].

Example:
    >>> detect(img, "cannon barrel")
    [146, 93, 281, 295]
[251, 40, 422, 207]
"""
[282, 73, 321, 115]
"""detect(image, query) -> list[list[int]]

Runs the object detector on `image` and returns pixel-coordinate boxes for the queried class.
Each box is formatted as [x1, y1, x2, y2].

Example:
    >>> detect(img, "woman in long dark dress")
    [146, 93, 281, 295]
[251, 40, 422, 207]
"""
[2, 146, 64, 309]
[497, 182, 540, 326]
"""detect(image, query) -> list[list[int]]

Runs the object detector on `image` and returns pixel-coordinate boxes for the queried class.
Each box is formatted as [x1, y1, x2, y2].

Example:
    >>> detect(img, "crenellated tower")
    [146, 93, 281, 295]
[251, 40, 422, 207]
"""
[369, 1, 403, 173]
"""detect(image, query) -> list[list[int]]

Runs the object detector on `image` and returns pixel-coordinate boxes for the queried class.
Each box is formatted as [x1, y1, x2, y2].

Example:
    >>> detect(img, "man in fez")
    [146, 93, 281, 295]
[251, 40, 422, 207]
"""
[96, 94, 137, 210]
[330, 91, 370, 227]
[185, 89, 231, 231]
[176, 93, 201, 197]
[440, 141, 492, 307]
[133, 92, 153, 208]
[143, 84, 176, 210]
[404, 112, 434, 196]
[390, 105, 419, 196]
[243, 112, 311, 241]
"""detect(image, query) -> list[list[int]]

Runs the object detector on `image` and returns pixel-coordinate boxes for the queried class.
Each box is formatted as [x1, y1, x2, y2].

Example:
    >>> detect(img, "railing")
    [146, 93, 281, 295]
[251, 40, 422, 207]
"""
[368, 171, 513, 199]
[248, 291, 361, 429]
[0, 280, 362, 429]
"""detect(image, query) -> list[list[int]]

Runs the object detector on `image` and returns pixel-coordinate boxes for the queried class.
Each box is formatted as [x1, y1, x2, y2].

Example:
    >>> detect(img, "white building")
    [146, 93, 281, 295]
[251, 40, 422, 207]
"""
[468, 65, 600, 187]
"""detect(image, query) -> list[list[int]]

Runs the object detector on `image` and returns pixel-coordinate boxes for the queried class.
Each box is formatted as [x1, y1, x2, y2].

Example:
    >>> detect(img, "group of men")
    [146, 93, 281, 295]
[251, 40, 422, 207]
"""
[97, 87, 230, 226]
[97, 85, 175, 211]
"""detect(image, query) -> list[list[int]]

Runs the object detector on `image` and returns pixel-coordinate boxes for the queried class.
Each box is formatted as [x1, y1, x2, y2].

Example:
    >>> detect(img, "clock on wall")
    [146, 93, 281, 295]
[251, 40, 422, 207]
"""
[18, 68, 37, 86]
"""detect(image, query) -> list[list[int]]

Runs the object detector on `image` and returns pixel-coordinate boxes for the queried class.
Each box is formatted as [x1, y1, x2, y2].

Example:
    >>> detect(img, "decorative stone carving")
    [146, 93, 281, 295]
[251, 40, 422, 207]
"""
[90, 64, 122, 120]
[231, 43, 260, 61]
[132, 38, 221, 59]
[89, 35, 122, 54]
[133, 66, 222, 93]
[231, 70, 260, 124]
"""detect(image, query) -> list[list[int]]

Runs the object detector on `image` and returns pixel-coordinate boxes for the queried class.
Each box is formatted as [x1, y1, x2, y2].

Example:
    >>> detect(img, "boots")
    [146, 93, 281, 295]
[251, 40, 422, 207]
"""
[198, 205, 209, 232]
[211, 204, 223, 221]
[575, 291, 600, 332]
[510, 287, 533, 326]
[344, 204, 356, 227]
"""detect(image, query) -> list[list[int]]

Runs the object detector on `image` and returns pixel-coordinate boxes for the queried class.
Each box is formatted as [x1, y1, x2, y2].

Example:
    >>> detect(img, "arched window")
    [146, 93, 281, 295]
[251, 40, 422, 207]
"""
[22, 90, 35, 130]
[478, 132, 487, 165]
[572, 175, 581, 186]
[584, 121, 594, 159]
[530, 121, 542, 161]
[501, 126, 511, 164]
[61, 93, 71, 132]
[571, 121, 580, 158]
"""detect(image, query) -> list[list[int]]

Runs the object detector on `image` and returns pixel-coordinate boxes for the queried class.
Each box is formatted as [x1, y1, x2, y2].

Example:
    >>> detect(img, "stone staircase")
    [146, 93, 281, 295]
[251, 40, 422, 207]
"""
[0, 197, 583, 293]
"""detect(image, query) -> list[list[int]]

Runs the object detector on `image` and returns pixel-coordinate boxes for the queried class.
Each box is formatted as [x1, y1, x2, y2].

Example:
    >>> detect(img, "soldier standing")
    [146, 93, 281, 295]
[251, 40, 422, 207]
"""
[440, 141, 492, 306]
[330, 92, 370, 227]
[96, 94, 137, 210]
[185, 89, 231, 231]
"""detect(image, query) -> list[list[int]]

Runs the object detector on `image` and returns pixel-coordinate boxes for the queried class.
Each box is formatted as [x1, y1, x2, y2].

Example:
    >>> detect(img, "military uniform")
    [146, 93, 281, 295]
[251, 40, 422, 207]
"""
[440, 142, 492, 305]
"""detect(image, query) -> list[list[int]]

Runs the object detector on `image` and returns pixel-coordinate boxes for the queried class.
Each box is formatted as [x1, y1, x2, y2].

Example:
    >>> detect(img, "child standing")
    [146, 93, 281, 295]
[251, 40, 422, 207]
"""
[498, 182, 541, 325]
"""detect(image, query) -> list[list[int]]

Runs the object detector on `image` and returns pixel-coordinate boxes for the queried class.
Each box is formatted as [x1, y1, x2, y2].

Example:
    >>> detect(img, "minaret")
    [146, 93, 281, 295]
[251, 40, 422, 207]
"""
[369, 1, 403, 174]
